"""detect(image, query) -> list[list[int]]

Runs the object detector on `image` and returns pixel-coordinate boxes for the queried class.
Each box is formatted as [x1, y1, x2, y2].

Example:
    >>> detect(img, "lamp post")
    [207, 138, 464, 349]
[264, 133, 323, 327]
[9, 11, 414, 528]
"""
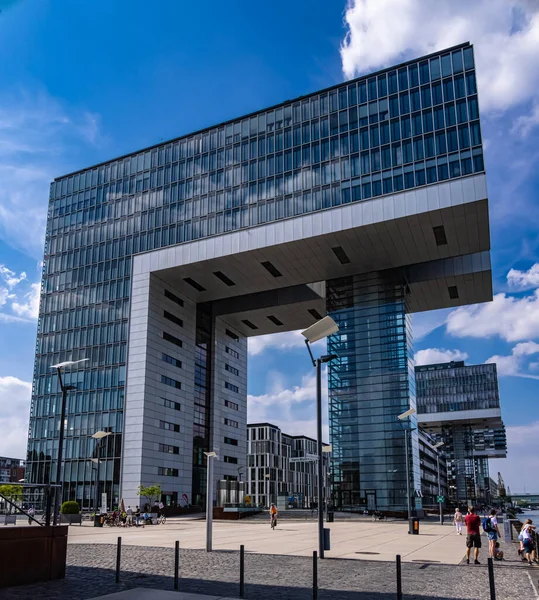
[91, 431, 112, 522]
[301, 315, 339, 560]
[397, 407, 416, 528]
[264, 472, 271, 507]
[204, 451, 218, 552]
[322, 445, 332, 518]
[51, 358, 88, 525]
[434, 441, 444, 525]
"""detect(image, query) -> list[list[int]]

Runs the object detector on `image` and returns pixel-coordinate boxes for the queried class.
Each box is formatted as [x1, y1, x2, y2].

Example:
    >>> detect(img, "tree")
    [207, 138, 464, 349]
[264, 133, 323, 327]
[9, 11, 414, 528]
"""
[137, 484, 162, 510]
[0, 485, 23, 514]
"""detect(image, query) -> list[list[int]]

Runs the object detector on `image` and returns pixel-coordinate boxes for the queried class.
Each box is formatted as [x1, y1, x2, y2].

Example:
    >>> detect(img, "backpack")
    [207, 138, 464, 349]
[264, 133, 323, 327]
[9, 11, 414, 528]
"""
[482, 517, 492, 532]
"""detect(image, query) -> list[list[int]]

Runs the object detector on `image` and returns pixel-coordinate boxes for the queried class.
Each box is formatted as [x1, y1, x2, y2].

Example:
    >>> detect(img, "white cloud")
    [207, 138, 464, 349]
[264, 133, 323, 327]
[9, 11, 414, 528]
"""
[0, 375, 31, 459]
[248, 329, 325, 356]
[340, 0, 539, 113]
[511, 102, 539, 137]
[446, 290, 539, 342]
[490, 421, 539, 492]
[507, 263, 539, 291]
[11, 282, 40, 320]
[0, 90, 102, 259]
[412, 309, 452, 341]
[486, 341, 539, 380]
[0, 265, 26, 288]
[414, 348, 468, 366]
[248, 369, 329, 441]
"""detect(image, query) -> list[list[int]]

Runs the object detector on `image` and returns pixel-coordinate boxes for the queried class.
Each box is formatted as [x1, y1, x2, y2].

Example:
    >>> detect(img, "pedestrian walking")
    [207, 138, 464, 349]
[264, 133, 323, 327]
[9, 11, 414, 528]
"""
[27, 506, 35, 525]
[135, 506, 141, 526]
[483, 509, 500, 559]
[464, 506, 482, 564]
[126, 505, 133, 525]
[520, 519, 537, 566]
[454, 508, 463, 535]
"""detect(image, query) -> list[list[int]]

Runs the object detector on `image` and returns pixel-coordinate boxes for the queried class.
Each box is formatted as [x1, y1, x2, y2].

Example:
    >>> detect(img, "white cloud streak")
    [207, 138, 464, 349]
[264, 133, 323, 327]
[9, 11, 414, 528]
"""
[414, 348, 468, 366]
[507, 263, 539, 291]
[0, 263, 40, 323]
[340, 0, 539, 114]
[248, 329, 325, 356]
[486, 341, 539, 380]
[0, 375, 31, 459]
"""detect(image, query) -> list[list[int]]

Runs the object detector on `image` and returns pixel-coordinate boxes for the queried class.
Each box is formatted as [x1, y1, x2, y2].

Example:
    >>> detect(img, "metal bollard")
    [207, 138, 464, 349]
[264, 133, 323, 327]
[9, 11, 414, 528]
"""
[174, 540, 179, 590]
[487, 557, 496, 600]
[239, 544, 245, 598]
[116, 537, 122, 583]
[396, 554, 402, 600]
[313, 550, 318, 600]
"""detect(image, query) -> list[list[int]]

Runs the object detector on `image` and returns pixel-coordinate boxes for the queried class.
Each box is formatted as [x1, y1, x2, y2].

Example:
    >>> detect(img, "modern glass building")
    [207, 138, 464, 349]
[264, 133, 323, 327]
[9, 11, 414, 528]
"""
[416, 361, 506, 505]
[27, 42, 493, 512]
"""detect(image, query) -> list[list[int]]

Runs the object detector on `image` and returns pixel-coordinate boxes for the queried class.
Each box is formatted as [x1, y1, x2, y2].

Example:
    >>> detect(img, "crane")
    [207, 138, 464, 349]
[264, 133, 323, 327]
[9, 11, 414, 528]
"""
[497, 472, 506, 498]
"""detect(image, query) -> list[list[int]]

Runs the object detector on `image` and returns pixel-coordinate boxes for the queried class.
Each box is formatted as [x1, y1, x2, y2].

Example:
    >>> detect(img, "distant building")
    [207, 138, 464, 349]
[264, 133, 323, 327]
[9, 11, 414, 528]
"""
[247, 423, 330, 508]
[418, 430, 447, 509]
[0, 457, 25, 483]
[415, 361, 506, 505]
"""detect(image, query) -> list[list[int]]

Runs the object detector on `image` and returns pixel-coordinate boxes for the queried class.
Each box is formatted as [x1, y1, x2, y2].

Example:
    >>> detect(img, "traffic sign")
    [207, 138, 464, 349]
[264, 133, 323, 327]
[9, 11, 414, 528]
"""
[437, 495, 445, 503]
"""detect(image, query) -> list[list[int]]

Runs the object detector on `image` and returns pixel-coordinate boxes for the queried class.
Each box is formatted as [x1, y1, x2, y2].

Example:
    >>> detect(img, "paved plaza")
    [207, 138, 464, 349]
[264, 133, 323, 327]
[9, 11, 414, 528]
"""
[67, 516, 477, 565]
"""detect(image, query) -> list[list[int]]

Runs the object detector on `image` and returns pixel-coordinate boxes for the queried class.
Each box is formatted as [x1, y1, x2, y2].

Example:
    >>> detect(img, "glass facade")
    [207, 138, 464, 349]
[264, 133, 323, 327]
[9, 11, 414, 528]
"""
[415, 361, 507, 504]
[28, 42, 482, 507]
[326, 272, 419, 512]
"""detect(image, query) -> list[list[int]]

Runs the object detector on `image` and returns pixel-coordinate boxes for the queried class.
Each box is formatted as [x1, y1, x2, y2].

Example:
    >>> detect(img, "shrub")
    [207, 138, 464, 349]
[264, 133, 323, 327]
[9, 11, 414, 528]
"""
[60, 500, 80, 514]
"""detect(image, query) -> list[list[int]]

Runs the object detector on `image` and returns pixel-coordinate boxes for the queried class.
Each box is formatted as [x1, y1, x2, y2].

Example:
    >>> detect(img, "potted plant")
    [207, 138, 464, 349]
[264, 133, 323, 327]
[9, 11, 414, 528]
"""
[137, 484, 162, 524]
[60, 501, 82, 525]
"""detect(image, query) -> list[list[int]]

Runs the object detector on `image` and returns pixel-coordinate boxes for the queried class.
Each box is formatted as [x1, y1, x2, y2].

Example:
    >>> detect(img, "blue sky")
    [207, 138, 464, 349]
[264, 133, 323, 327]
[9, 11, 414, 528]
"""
[0, 0, 538, 491]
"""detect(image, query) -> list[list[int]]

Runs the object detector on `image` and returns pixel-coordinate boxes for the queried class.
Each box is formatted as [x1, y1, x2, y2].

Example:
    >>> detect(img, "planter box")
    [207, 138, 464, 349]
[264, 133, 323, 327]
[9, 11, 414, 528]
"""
[60, 513, 82, 525]
[3, 515, 16, 525]
[0, 525, 68, 588]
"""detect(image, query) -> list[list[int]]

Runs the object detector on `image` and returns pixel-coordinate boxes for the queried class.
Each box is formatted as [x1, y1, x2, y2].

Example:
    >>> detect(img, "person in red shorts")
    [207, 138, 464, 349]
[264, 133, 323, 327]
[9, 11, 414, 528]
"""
[464, 506, 481, 564]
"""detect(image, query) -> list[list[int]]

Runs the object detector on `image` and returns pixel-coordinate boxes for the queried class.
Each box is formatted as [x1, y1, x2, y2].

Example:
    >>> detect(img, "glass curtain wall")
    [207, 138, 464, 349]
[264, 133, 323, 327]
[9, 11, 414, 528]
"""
[326, 271, 418, 512]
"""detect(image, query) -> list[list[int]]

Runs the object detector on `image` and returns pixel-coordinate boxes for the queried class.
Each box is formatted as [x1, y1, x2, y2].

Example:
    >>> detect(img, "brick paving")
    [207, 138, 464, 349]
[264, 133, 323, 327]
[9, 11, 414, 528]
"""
[1, 543, 537, 600]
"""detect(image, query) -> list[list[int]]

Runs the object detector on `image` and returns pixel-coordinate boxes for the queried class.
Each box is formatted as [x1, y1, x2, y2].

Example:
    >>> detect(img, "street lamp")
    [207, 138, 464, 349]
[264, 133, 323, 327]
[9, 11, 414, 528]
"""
[204, 451, 218, 552]
[434, 441, 444, 525]
[91, 431, 112, 521]
[322, 445, 332, 518]
[397, 407, 416, 530]
[302, 315, 339, 560]
[264, 472, 271, 508]
[50, 358, 88, 525]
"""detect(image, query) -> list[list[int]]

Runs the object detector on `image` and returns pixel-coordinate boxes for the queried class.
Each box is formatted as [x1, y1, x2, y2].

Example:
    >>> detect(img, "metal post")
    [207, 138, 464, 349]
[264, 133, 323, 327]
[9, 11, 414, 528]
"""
[53, 369, 67, 525]
[404, 428, 411, 525]
[116, 536, 122, 583]
[206, 456, 213, 552]
[316, 358, 324, 559]
[487, 557, 496, 600]
[312, 550, 318, 600]
[239, 544, 245, 598]
[437, 454, 443, 525]
[396, 554, 402, 600]
[45, 485, 52, 527]
[95, 442, 101, 514]
[174, 540, 179, 590]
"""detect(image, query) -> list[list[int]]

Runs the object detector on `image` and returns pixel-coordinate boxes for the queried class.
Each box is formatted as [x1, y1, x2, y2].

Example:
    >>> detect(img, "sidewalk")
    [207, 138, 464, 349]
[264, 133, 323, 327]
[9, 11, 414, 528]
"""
[91, 589, 237, 600]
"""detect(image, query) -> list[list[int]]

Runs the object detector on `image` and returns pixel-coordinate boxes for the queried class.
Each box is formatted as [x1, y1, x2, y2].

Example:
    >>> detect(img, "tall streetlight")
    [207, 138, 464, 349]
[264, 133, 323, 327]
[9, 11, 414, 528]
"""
[264, 472, 271, 507]
[301, 315, 339, 559]
[204, 451, 218, 552]
[91, 431, 112, 523]
[322, 444, 332, 518]
[397, 407, 416, 531]
[51, 358, 88, 525]
[434, 441, 444, 525]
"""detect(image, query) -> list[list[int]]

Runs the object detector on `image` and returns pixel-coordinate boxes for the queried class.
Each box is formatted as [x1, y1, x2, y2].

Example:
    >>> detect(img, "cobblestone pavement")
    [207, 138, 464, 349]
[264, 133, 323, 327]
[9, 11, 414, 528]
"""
[1, 543, 537, 600]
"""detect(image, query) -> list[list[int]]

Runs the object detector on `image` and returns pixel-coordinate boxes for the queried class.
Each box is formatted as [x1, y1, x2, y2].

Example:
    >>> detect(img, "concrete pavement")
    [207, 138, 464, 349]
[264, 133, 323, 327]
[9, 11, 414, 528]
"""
[68, 517, 471, 564]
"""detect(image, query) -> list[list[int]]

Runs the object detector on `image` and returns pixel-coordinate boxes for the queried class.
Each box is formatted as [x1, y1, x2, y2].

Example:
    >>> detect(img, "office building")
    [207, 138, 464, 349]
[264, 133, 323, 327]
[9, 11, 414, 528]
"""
[28, 42, 491, 511]
[416, 361, 506, 505]
[418, 430, 447, 509]
[0, 457, 25, 483]
[247, 422, 330, 508]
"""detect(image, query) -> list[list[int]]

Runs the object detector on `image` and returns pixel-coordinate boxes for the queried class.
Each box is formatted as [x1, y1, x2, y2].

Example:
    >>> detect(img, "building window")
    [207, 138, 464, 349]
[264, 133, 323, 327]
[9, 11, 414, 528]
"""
[162, 353, 182, 368]
[161, 375, 181, 389]
[165, 289, 184, 307]
[164, 310, 183, 327]
[224, 474, 238, 481]
[159, 420, 180, 433]
[158, 467, 179, 477]
[225, 382, 239, 393]
[225, 363, 239, 376]
[159, 443, 179, 454]
[224, 455, 238, 464]
[224, 437, 238, 446]
[225, 329, 239, 341]
[163, 398, 181, 411]
[226, 346, 240, 359]
[163, 332, 182, 347]
[225, 399, 239, 410]
[224, 418, 239, 428]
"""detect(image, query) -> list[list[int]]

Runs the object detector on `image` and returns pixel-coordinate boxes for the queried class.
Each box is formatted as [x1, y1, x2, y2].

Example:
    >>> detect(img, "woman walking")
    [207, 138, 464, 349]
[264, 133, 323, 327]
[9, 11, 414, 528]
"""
[454, 507, 463, 535]
[521, 519, 537, 566]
